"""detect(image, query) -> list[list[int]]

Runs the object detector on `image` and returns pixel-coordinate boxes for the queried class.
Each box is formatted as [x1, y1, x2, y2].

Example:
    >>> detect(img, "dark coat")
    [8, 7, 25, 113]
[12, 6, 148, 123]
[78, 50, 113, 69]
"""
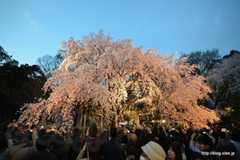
[102, 138, 124, 160]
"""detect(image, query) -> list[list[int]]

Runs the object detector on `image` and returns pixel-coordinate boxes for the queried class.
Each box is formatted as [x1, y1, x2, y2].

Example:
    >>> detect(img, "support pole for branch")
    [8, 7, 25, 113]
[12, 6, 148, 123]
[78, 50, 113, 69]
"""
[100, 116, 103, 132]
[79, 111, 83, 130]
[83, 113, 87, 136]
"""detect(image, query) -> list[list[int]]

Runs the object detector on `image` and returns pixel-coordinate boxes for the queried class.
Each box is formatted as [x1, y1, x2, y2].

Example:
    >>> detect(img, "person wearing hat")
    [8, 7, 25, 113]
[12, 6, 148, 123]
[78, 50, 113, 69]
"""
[140, 141, 166, 160]
[189, 132, 217, 159]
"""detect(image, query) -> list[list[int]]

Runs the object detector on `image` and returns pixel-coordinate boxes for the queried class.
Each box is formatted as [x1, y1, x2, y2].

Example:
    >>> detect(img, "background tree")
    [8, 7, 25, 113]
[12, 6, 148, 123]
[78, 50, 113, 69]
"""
[0, 46, 18, 66]
[208, 50, 240, 124]
[37, 52, 64, 75]
[0, 46, 46, 131]
[17, 33, 218, 134]
[180, 49, 221, 75]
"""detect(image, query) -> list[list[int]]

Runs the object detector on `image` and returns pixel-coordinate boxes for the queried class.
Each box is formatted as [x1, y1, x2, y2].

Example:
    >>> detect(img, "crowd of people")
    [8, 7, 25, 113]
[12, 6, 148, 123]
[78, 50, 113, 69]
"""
[0, 122, 240, 160]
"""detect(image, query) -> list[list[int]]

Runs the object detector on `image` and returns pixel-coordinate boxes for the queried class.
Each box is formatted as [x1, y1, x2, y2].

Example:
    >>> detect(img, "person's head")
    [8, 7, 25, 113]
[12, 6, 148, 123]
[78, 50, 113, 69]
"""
[35, 135, 50, 151]
[195, 133, 213, 151]
[99, 130, 108, 139]
[11, 128, 32, 146]
[145, 127, 152, 135]
[110, 126, 118, 138]
[72, 128, 80, 139]
[217, 128, 231, 145]
[37, 127, 47, 139]
[152, 126, 159, 137]
[167, 141, 183, 160]
[140, 141, 166, 160]
[49, 134, 64, 148]
[89, 122, 98, 137]
[123, 127, 129, 135]
[127, 133, 138, 143]
[169, 129, 182, 143]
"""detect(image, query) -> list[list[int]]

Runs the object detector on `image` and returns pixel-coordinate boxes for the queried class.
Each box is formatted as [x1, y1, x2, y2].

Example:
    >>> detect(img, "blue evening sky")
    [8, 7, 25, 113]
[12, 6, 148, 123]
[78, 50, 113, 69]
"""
[1, 0, 240, 64]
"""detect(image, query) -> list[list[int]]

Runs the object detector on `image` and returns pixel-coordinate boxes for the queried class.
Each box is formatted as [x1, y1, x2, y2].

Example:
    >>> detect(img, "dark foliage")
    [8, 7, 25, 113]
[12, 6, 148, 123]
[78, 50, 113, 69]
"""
[180, 49, 220, 75]
[0, 46, 46, 131]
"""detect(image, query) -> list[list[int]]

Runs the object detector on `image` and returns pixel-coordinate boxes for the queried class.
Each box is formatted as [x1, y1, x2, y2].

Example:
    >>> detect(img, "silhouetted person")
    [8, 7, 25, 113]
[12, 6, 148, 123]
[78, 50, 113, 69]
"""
[0, 132, 8, 160]
[102, 127, 124, 160]
[216, 129, 240, 160]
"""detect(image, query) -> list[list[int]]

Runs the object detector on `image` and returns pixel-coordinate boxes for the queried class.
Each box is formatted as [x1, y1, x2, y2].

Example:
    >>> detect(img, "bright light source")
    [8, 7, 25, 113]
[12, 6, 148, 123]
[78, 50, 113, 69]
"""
[161, 119, 166, 123]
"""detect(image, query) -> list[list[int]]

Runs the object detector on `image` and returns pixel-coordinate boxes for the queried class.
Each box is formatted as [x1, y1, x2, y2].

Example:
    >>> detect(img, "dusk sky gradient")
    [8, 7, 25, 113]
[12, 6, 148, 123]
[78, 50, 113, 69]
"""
[1, 0, 240, 64]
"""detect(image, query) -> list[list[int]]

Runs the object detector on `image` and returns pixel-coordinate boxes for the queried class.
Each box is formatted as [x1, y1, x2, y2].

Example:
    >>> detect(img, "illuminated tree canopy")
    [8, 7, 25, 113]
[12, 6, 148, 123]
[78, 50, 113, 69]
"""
[17, 33, 219, 134]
